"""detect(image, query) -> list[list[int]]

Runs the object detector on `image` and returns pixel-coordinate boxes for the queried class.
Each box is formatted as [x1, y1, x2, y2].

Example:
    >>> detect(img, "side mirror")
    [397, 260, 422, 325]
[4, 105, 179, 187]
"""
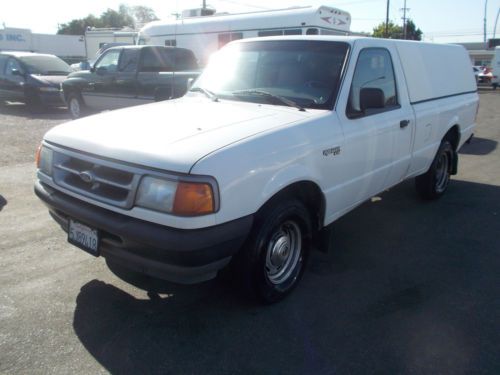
[187, 77, 196, 90]
[360, 88, 385, 111]
[11, 69, 24, 77]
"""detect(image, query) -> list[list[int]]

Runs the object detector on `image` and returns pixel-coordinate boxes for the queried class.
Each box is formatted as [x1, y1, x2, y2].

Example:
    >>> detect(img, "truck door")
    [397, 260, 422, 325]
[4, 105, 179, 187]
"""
[335, 44, 413, 206]
[108, 48, 141, 108]
[82, 48, 122, 110]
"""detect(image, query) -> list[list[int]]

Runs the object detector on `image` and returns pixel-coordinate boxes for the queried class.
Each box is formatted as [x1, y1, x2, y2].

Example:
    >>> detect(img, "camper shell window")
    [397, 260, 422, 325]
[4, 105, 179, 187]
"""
[165, 40, 177, 47]
[218, 33, 243, 48]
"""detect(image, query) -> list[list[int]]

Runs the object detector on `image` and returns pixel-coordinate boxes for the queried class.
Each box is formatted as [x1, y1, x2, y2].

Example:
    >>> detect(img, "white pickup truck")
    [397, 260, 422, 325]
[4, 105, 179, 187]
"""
[35, 36, 478, 303]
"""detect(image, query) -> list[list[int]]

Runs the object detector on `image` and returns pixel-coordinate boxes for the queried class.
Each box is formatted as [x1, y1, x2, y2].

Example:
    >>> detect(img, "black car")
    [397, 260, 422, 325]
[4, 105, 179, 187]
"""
[0, 51, 71, 108]
[62, 45, 200, 118]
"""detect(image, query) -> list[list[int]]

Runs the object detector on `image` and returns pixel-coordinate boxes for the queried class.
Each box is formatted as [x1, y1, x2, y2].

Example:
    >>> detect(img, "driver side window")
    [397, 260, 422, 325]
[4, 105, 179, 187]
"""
[95, 50, 121, 73]
[6, 58, 22, 76]
[346, 48, 399, 118]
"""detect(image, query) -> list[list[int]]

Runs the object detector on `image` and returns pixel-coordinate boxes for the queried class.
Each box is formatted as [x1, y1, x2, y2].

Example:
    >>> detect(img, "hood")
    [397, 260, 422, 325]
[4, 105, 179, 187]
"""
[44, 96, 314, 173]
[30, 75, 67, 87]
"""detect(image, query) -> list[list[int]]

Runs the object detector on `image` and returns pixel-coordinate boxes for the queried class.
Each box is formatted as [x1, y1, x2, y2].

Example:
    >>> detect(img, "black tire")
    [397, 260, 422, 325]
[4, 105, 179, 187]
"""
[415, 139, 454, 200]
[26, 94, 42, 114]
[67, 92, 87, 119]
[236, 199, 312, 303]
[493, 84, 498, 91]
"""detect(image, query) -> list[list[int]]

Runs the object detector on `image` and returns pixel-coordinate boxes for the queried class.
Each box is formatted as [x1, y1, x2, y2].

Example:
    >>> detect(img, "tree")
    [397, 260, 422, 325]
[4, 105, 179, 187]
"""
[132, 6, 159, 26]
[57, 4, 156, 35]
[372, 19, 422, 40]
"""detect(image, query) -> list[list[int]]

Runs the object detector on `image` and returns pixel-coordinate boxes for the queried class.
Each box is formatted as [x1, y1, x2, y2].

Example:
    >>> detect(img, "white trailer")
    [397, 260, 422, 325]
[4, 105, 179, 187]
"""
[138, 5, 351, 65]
[84, 29, 137, 59]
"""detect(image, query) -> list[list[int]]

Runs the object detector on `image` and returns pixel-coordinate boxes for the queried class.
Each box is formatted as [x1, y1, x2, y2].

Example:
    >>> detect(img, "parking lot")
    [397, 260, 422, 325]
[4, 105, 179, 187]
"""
[0, 91, 499, 374]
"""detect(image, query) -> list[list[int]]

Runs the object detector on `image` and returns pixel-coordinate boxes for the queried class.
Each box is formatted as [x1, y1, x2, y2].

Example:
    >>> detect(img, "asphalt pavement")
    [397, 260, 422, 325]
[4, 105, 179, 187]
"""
[0, 91, 499, 374]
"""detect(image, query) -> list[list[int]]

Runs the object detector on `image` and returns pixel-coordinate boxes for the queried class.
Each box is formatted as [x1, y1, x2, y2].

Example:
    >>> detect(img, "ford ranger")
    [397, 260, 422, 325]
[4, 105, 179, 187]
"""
[35, 36, 478, 303]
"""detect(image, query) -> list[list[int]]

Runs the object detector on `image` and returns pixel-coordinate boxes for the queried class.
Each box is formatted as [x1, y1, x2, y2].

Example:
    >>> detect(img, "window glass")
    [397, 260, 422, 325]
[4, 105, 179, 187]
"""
[258, 30, 283, 37]
[193, 40, 349, 110]
[140, 48, 174, 72]
[347, 48, 398, 117]
[306, 28, 319, 35]
[165, 40, 177, 47]
[218, 33, 231, 48]
[284, 29, 302, 35]
[95, 49, 121, 72]
[173, 49, 198, 71]
[231, 33, 243, 41]
[118, 49, 140, 72]
[19, 55, 71, 75]
[5, 58, 22, 76]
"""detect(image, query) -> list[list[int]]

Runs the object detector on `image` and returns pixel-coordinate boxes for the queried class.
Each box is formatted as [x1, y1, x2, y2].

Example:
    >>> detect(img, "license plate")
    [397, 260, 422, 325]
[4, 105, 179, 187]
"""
[68, 219, 100, 256]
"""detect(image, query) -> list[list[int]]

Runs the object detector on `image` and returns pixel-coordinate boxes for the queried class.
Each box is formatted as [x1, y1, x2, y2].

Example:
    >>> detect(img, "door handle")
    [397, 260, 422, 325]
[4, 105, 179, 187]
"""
[400, 119, 410, 128]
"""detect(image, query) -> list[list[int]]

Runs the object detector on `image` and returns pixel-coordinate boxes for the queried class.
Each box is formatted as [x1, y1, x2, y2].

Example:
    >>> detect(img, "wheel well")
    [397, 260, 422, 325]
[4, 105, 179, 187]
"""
[257, 181, 326, 232]
[444, 125, 460, 151]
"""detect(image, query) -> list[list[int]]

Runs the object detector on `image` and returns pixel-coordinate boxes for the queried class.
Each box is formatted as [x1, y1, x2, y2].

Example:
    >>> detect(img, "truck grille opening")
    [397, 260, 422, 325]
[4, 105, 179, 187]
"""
[52, 152, 140, 209]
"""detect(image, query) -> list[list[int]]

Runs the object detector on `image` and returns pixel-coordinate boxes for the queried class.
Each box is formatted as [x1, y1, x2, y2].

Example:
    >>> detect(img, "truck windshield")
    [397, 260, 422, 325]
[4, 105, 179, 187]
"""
[192, 40, 349, 110]
[19, 56, 71, 76]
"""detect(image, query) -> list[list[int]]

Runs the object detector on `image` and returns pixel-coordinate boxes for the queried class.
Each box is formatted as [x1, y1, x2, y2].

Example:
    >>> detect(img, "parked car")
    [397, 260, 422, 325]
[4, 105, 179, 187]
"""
[473, 66, 483, 83]
[62, 45, 200, 118]
[35, 36, 478, 303]
[0, 51, 70, 108]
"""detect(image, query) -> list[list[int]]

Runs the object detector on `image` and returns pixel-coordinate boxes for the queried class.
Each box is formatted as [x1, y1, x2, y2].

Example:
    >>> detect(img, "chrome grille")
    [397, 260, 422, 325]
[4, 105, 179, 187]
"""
[52, 151, 141, 209]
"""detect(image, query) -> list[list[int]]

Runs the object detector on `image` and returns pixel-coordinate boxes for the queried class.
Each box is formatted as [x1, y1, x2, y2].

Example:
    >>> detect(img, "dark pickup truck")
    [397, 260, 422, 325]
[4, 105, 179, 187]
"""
[62, 45, 200, 118]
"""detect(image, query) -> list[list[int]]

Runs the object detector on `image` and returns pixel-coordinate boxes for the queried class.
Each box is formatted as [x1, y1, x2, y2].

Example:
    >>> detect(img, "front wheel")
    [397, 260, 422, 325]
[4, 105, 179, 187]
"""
[67, 93, 87, 119]
[237, 199, 312, 303]
[415, 139, 454, 200]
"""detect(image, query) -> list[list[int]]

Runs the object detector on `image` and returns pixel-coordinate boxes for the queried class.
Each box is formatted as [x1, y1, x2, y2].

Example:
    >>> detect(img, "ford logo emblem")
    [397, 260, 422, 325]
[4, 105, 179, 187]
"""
[79, 171, 95, 184]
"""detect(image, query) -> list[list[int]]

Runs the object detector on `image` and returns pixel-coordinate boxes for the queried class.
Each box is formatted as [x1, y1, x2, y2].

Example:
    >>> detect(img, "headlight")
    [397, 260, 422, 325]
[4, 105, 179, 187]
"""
[39, 87, 59, 92]
[35, 144, 53, 176]
[136, 176, 216, 216]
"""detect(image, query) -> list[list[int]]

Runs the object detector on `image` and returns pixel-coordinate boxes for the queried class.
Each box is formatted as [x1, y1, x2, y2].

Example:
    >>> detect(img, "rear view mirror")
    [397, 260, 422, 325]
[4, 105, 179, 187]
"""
[360, 88, 385, 111]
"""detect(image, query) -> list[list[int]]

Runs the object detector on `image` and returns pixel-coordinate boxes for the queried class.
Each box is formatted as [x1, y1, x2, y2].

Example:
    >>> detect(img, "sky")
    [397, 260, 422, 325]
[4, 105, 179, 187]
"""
[1, 0, 500, 43]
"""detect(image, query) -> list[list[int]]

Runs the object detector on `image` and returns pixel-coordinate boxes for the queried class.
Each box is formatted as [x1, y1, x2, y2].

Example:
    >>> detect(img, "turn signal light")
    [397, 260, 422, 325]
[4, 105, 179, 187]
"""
[35, 144, 42, 168]
[173, 182, 215, 216]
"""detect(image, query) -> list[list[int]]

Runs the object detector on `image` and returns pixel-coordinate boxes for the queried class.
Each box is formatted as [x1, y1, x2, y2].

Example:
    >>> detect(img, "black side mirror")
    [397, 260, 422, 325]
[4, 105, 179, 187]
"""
[11, 69, 24, 77]
[360, 88, 385, 111]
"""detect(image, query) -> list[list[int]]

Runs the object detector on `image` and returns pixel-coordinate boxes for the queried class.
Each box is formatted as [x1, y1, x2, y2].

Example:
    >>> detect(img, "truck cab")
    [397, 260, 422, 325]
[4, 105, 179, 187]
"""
[62, 45, 200, 118]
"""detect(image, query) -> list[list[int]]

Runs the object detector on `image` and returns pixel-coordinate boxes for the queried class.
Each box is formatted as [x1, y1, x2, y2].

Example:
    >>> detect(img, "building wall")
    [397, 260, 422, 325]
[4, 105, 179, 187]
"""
[0, 27, 85, 60]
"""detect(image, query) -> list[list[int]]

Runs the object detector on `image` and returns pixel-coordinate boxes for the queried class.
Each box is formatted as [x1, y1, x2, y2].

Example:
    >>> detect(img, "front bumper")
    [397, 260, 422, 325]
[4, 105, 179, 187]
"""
[38, 90, 66, 107]
[35, 181, 253, 284]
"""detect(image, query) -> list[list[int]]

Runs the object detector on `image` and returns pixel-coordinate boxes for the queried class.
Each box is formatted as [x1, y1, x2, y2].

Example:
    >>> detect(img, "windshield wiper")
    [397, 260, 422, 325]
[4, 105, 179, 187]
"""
[190, 87, 219, 102]
[232, 89, 305, 112]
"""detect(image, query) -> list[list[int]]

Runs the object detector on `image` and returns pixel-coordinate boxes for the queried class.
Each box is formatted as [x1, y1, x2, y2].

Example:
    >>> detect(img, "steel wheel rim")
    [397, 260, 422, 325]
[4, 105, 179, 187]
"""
[265, 220, 302, 285]
[435, 152, 449, 193]
[70, 98, 80, 118]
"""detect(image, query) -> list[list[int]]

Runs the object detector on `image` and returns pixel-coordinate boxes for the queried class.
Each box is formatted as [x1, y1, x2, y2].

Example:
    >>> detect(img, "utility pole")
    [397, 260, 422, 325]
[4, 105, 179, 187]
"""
[202, 0, 207, 10]
[484, 0, 488, 43]
[494, 7, 500, 40]
[385, 0, 390, 38]
[401, 0, 409, 39]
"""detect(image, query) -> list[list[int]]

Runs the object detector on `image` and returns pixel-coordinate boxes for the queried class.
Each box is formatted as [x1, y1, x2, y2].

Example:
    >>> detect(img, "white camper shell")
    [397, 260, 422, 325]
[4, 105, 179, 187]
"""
[138, 5, 351, 65]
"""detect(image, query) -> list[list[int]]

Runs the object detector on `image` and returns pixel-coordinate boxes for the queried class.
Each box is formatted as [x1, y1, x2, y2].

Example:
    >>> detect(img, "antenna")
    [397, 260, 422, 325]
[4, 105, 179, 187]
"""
[385, 0, 390, 38]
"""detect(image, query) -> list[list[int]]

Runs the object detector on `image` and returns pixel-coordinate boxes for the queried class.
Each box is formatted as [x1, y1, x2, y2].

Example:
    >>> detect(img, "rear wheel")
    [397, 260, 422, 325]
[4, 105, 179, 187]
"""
[236, 199, 312, 303]
[415, 139, 454, 200]
[67, 93, 87, 119]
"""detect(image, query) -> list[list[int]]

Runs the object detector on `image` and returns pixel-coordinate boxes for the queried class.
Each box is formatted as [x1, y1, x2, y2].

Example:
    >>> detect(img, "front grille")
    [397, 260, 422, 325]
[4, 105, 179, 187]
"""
[52, 151, 141, 209]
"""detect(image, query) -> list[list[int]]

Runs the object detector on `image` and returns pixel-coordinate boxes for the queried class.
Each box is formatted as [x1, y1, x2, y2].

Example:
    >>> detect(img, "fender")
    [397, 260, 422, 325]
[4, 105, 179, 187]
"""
[260, 163, 323, 208]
